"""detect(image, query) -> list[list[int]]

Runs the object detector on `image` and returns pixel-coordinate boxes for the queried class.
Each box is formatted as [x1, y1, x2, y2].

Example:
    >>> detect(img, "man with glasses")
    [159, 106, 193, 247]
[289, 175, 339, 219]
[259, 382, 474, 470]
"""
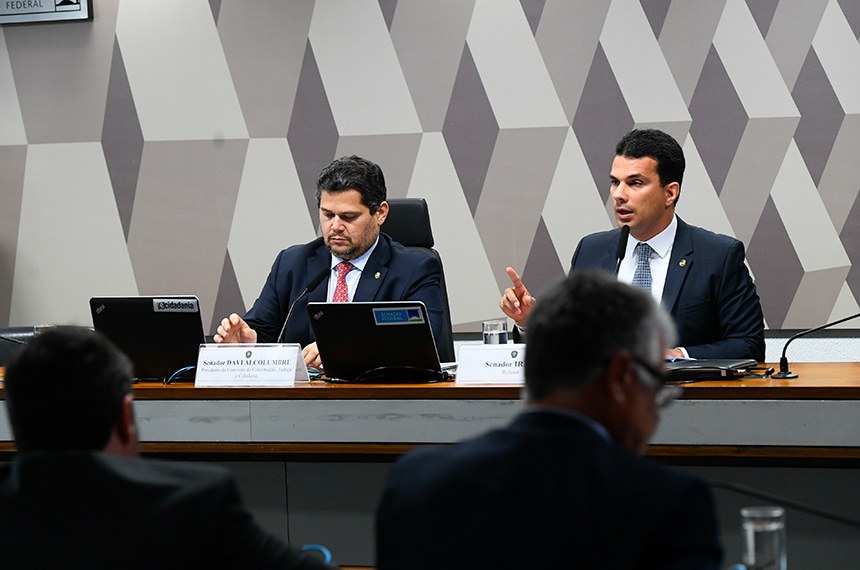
[376, 271, 722, 569]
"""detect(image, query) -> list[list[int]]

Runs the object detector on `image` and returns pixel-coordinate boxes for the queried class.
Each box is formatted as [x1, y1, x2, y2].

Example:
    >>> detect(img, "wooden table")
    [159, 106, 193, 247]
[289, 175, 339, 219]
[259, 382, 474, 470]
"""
[5, 363, 860, 565]
[3, 362, 860, 462]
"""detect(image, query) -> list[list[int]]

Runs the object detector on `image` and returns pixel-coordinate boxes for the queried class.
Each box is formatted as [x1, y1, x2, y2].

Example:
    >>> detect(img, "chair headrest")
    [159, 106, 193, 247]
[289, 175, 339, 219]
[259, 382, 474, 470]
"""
[383, 198, 435, 248]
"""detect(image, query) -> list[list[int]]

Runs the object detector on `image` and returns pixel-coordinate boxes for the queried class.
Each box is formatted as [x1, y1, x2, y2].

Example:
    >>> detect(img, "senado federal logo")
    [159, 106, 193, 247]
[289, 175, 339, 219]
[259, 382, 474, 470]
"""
[152, 298, 199, 313]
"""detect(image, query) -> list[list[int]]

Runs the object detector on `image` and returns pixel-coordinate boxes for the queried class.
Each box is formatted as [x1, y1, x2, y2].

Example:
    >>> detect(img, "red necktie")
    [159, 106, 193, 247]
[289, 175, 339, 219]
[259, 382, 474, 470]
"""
[333, 261, 354, 302]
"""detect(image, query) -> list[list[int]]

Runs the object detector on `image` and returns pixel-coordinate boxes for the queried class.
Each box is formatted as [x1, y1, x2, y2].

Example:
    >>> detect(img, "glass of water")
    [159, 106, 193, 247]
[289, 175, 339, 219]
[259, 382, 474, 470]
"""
[482, 319, 509, 344]
[741, 506, 786, 570]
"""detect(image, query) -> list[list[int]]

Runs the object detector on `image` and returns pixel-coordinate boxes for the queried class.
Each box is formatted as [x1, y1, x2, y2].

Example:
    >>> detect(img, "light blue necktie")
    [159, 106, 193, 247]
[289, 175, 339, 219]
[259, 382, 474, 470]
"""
[632, 242, 653, 291]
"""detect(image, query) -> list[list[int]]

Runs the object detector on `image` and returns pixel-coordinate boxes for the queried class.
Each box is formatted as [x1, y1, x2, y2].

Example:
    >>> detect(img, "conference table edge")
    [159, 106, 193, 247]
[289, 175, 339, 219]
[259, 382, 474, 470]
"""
[0, 362, 858, 400]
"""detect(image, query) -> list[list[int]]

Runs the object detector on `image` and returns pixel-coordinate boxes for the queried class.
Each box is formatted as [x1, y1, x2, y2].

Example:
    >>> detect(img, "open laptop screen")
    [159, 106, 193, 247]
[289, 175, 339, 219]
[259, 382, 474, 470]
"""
[307, 301, 443, 383]
[90, 296, 205, 381]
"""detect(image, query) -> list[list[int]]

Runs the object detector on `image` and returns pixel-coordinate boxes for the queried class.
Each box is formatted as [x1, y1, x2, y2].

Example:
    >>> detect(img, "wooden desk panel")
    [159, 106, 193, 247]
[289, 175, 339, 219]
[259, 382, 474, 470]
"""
[128, 362, 860, 400]
[2, 363, 860, 460]
[3, 362, 859, 399]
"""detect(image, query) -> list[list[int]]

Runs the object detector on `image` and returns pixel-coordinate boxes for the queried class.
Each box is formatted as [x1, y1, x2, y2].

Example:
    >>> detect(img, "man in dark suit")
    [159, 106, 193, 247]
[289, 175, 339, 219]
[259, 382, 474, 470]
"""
[376, 271, 723, 569]
[216, 155, 445, 367]
[0, 327, 334, 570]
[500, 129, 765, 361]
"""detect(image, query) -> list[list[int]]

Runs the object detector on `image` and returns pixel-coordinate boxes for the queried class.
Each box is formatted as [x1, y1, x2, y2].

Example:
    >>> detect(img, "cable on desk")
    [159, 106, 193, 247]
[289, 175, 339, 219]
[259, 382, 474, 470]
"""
[710, 480, 860, 529]
[300, 544, 332, 564]
[164, 365, 196, 385]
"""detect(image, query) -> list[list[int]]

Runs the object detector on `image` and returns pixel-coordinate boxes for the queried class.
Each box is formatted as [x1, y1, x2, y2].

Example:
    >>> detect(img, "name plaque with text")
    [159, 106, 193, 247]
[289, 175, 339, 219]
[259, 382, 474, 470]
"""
[195, 343, 309, 387]
[1, 0, 92, 25]
[456, 343, 526, 385]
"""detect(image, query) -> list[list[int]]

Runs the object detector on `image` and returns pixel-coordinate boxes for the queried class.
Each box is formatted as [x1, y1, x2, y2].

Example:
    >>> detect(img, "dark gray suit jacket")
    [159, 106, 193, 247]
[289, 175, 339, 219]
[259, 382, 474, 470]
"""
[570, 217, 764, 360]
[376, 409, 723, 569]
[0, 451, 333, 569]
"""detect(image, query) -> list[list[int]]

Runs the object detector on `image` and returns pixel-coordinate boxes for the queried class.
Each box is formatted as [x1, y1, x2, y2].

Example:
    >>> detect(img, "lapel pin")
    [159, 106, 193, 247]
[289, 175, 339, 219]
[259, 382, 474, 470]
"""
[374, 271, 381, 279]
[679, 259, 687, 267]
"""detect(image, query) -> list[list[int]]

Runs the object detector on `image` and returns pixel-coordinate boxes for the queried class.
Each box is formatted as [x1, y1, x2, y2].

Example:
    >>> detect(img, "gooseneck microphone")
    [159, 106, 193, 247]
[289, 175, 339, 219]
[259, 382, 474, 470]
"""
[276, 266, 331, 343]
[0, 334, 27, 345]
[614, 225, 630, 276]
[772, 311, 860, 379]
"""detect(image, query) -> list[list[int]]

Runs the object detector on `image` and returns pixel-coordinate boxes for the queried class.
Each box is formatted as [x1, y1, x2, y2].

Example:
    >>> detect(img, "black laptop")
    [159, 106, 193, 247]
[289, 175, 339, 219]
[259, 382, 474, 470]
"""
[90, 296, 206, 382]
[666, 358, 758, 382]
[306, 301, 443, 383]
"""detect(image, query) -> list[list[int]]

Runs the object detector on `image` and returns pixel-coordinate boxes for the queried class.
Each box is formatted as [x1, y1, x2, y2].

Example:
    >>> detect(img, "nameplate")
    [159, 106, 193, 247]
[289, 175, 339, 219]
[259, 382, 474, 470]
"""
[456, 344, 526, 385]
[195, 343, 309, 387]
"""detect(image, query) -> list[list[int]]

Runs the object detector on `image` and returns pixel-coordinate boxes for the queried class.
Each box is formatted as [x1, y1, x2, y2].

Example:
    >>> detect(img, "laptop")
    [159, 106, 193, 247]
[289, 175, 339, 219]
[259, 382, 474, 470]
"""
[666, 358, 758, 382]
[306, 300, 444, 383]
[90, 295, 206, 382]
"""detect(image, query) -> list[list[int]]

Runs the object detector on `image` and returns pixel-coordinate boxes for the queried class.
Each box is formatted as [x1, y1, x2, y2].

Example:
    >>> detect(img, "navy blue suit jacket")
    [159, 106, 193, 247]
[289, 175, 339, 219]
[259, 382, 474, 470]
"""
[376, 410, 723, 570]
[570, 218, 765, 360]
[244, 233, 446, 356]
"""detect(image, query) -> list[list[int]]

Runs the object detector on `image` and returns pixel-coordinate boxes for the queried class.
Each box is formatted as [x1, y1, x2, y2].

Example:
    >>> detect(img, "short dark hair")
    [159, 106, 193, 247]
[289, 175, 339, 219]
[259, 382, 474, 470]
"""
[615, 129, 685, 198]
[4, 327, 132, 452]
[315, 155, 387, 214]
[524, 271, 675, 400]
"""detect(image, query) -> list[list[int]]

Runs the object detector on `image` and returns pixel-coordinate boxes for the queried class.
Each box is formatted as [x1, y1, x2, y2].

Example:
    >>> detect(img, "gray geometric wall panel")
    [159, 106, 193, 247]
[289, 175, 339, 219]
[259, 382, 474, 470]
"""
[3, 0, 860, 333]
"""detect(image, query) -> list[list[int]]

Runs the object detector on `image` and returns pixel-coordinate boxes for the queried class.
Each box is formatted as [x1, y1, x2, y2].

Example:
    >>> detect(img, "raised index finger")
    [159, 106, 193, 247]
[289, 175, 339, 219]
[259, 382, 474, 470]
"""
[506, 266, 525, 293]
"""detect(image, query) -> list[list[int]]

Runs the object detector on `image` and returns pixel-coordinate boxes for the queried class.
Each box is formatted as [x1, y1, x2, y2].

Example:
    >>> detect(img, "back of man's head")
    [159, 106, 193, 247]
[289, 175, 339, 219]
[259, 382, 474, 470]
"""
[4, 327, 132, 452]
[315, 154, 387, 214]
[524, 270, 675, 401]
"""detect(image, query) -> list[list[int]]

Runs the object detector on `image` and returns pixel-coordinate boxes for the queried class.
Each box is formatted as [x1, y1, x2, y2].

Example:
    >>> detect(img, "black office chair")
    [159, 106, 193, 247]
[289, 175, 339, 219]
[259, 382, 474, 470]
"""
[383, 198, 455, 362]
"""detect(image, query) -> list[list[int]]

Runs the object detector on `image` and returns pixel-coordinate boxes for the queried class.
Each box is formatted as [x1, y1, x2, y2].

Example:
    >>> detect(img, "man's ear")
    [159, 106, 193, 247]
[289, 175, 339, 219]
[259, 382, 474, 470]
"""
[104, 394, 138, 456]
[605, 350, 635, 404]
[375, 201, 389, 225]
[665, 181, 680, 207]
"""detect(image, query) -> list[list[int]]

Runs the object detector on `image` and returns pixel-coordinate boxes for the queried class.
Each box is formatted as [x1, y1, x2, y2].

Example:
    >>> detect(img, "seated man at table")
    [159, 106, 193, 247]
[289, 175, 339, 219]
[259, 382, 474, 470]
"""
[215, 155, 445, 368]
[500, 128, 764, 361]
[0, 327, 334, 570]
[376, 271, 723, 569]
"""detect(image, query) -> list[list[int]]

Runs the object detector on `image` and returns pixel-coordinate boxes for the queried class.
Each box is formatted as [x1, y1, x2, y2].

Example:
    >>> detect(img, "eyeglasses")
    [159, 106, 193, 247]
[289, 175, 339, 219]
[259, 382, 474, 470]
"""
[631, 355, 683, 408]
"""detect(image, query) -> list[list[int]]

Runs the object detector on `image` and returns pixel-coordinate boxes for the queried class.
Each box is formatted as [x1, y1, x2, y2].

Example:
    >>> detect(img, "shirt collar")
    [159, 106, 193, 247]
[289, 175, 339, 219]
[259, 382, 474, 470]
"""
[628, 214, 677, 260]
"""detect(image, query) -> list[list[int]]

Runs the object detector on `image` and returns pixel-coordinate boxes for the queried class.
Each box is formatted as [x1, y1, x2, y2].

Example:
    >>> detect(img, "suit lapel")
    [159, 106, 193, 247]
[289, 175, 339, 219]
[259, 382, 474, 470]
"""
[601, 231, 620, 272]
[354, 235, 390, 301]
[662, 218, 693, 313]
[307, 241, 331, 304]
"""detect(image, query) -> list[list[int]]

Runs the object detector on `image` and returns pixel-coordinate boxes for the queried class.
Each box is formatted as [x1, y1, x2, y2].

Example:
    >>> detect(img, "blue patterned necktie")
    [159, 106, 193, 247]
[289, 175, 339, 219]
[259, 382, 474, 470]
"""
[632, 242, 653, 291]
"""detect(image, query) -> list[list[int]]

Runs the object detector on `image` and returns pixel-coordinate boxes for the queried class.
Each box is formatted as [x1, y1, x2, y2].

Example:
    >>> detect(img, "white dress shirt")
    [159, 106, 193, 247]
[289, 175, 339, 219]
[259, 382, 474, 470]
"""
[326, 236, 380, 302]
[617, 215, 678, 304]
[616, 216, 687, 356]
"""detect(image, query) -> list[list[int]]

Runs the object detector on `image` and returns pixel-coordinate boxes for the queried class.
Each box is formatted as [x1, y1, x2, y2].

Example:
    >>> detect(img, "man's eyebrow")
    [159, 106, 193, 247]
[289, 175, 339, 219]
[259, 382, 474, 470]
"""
[610, 173, 647, 181]
[320, 207, 360, 215]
